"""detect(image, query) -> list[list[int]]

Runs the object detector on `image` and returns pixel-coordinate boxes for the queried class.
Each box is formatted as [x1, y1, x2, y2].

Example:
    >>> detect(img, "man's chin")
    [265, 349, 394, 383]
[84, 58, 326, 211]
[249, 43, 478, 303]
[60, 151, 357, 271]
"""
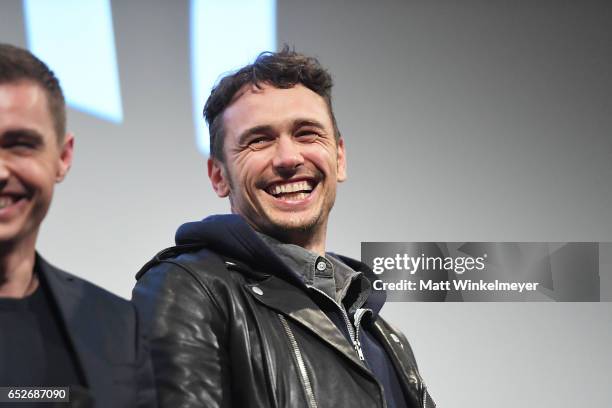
[0, 217, 41, 252]
[0, 230, 26, 252]
[259, 213, 322, 237]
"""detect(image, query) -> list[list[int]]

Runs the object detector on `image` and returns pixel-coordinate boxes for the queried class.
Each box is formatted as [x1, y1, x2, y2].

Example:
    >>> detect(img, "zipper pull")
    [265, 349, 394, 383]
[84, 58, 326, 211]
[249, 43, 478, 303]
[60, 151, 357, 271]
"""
[352, 308, 369, 362]
[353, 339, 365, 361]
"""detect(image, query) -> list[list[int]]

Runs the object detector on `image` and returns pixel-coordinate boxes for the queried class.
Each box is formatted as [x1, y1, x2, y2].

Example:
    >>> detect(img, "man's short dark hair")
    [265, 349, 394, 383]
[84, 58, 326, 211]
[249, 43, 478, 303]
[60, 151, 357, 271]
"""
[0, 43, 66, 141]
[204, 47, 340, 161]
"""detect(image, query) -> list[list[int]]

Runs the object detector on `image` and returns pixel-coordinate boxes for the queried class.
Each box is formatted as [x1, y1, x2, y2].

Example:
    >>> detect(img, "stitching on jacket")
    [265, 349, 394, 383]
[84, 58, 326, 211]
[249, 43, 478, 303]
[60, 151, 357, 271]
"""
[278, 314, 318, 408]
[244, 288, 280, 408]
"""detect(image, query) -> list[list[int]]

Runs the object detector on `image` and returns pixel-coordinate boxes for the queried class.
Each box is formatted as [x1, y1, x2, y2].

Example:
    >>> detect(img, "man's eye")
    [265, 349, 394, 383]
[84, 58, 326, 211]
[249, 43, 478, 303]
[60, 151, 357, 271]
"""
[295, 131, 319, 142]
[3, 141, 37, 151]
[248, 137, 273, 149]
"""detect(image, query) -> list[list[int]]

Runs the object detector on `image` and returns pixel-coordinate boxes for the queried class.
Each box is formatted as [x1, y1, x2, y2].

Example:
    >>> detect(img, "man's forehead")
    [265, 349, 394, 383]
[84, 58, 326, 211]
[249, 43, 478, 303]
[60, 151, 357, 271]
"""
[0, 80, 56, 139]
[222, 83, 331, 132]
[0, 80, 44, 107]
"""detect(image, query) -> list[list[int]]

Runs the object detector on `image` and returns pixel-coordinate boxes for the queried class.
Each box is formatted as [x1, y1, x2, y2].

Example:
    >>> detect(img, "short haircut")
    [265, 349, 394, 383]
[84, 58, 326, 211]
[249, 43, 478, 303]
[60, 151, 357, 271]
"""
[0, 43, 66, 141]
[203, 46, 340, 161]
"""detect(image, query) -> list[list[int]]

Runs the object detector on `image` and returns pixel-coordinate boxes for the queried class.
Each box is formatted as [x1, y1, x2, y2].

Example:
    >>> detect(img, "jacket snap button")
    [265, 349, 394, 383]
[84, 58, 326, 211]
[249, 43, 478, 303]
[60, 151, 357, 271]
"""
[316, 261, 327, 271]
[252, 286, 264, 296]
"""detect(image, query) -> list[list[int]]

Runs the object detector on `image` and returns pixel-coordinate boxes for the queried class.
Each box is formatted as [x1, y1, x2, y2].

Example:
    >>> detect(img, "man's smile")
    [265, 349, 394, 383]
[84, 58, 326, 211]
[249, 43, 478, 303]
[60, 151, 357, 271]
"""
[265, 179, 317, 201]
[0, 192, 28, 220]
[0, 190, 28, 208]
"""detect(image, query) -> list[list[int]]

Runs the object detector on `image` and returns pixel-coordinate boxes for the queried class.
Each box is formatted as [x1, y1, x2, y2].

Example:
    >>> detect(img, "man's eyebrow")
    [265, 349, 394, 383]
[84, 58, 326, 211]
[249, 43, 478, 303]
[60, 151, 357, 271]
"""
[0, 129, 45, 145]
[293, 119, 326, 130]
[238, 125, 275, 145]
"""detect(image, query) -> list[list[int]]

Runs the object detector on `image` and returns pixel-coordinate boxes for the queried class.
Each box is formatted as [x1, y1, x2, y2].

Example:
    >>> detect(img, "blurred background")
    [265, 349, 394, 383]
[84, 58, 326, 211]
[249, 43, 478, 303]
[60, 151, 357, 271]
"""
[2, 1, 611, 406]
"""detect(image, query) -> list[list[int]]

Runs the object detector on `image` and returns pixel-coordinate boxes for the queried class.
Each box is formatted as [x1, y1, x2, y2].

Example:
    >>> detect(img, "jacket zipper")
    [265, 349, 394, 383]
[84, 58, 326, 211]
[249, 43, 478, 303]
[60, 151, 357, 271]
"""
[353, 308, 371, 361]
[309, 287, 366, 361]
[278, 314, 318, 408]
[309, 288, 387, 408]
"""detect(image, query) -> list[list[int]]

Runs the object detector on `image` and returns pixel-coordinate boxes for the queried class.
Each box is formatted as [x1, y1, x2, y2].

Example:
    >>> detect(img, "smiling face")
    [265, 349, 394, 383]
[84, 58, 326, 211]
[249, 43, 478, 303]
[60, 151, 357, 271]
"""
[208, 83, 346, 248]
[0, 80, 73, 250]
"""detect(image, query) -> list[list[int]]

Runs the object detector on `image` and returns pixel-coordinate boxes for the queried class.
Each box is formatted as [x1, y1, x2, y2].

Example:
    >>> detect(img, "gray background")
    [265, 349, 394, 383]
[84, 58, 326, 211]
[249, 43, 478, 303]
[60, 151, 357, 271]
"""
[2, 0, 611, 406]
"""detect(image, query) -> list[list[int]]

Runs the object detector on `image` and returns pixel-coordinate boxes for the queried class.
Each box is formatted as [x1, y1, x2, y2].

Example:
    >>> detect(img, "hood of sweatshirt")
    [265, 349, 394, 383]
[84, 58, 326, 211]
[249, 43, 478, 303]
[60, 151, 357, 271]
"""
[171, 214, 386, 318]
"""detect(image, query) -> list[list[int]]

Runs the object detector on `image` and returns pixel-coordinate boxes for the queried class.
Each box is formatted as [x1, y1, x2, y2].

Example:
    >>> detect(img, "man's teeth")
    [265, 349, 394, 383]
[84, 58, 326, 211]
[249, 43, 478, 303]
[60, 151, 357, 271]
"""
[280, 192, 310, 200]
[268, 181, 314, 196]
[0, 196, 16, 209]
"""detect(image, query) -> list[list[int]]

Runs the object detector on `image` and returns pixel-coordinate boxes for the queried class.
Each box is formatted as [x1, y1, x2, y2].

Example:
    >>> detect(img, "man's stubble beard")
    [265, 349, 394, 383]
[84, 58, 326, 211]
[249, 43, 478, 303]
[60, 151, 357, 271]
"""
[230, 193, 330, 242]
[226, 174, 335, 246]
[225, 159, 333, 228]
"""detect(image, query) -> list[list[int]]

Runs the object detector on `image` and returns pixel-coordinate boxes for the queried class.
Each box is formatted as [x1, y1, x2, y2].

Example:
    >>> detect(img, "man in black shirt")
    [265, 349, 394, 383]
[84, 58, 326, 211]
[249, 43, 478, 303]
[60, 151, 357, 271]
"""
[0, 44, 155, 407]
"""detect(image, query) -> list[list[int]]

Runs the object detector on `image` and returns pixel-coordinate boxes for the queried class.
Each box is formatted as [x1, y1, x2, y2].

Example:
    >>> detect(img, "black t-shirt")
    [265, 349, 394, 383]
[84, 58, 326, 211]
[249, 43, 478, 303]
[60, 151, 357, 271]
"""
[0, 273, 84, 388]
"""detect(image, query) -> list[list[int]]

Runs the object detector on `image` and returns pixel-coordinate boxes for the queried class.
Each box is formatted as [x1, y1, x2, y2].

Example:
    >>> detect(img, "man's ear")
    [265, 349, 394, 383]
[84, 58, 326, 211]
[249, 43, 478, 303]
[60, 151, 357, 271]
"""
[208, 157, 230, 197]
[56, 132, 74, 183]
[336, 137, 347, 182]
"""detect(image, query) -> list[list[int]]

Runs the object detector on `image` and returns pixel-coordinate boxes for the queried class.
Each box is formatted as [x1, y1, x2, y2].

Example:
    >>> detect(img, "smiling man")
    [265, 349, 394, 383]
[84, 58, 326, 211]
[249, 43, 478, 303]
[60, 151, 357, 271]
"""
[134, 48, 434, 408]
[0, 44, 154, 407]
[210, 80, 345, 254]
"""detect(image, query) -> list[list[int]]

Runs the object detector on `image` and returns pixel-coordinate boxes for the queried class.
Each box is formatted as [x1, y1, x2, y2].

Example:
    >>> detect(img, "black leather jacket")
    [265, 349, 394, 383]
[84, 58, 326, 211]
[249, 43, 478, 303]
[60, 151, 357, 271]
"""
[133, 216, 435, 408]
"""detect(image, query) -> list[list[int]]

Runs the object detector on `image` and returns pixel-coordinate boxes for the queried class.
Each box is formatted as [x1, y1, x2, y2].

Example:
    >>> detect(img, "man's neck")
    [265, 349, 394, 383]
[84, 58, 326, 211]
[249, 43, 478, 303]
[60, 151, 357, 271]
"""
[0, 236, 38, 298]
[286, 233, 326, 256]
[259, 225, 327, 257]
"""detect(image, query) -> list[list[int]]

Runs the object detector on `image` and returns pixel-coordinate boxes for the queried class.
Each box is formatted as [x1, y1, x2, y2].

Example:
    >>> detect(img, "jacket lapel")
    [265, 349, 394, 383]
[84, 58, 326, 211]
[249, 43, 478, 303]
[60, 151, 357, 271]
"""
[372, 319, 424, 408]
[36, 256, 102, 396]
[245, 275, 368, 371]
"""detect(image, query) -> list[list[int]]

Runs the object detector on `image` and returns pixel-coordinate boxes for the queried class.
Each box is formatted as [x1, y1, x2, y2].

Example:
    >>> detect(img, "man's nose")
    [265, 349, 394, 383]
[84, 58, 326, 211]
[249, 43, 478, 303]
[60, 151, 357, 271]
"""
[272, 136, 304, 173]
